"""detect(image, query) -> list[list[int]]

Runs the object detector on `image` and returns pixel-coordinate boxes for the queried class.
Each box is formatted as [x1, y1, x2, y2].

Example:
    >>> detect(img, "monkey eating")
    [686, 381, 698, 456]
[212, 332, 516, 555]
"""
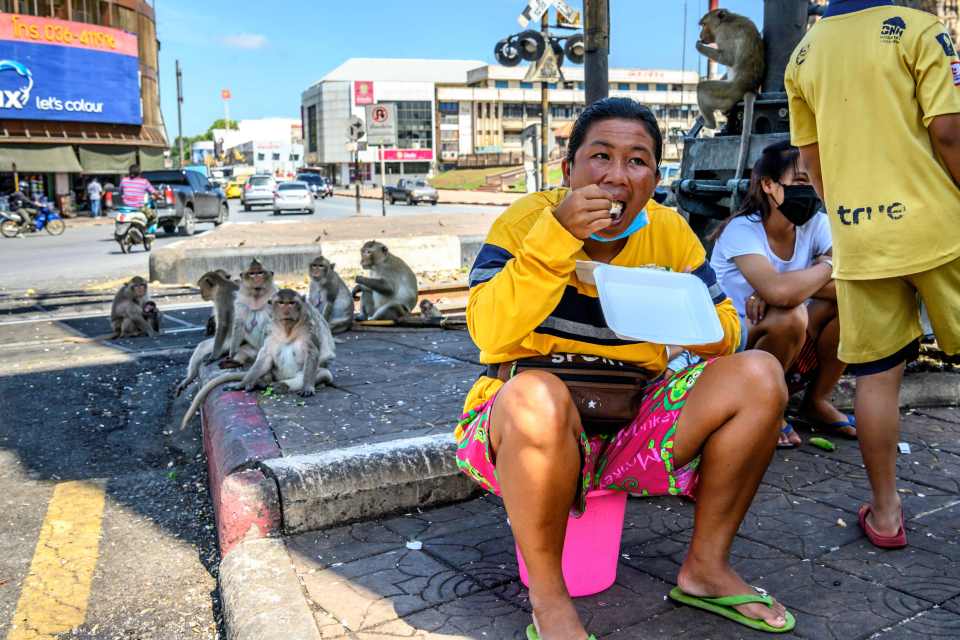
[110, 276, 158, 338]
[180, 289, 335, 429]
[352, 240, 419, 321]
[307, 255, 354, 334]
[221, 259, 277, 369]
[695, 8, 764, 130]
[173, 270, 240, 397]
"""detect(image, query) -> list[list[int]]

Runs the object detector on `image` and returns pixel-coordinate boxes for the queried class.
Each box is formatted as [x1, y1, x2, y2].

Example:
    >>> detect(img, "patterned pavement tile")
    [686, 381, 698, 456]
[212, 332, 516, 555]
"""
[763, 449, 859, 493]
[870, 605, 960, 639]
[619, 496, 695, 548]
[607, 605, 791, 640]
[286, 521, 404, 573]
[821, 537, 960, 604]
[417, 523, 519, 590]
[621, 529, 800, 586]
[901, 412, 960, 456]
[298, 547, 484, 632]
[752, 560, 929, 640]
[893, 442, 960, 495]
[382, 494, 507, 543]
[738, 492, 862, 560]
[801, 468, 957, 521]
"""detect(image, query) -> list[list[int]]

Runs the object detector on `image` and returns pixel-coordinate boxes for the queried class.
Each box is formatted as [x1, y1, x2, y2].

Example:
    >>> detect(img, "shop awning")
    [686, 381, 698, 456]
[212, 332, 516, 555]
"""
[78, 145, 138, 174]
[139, 147, 166, 170]
[0, 144, 82, 173]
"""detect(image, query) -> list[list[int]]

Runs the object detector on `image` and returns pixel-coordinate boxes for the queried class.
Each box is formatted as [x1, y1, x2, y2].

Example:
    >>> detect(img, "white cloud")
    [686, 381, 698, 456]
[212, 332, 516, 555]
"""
[221, 33, 268, 49]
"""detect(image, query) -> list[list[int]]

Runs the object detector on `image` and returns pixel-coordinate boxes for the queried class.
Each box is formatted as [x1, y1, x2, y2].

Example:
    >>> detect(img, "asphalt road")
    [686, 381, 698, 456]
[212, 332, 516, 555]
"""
[0, 288, 220, 638]
[0, 196, 504, 292]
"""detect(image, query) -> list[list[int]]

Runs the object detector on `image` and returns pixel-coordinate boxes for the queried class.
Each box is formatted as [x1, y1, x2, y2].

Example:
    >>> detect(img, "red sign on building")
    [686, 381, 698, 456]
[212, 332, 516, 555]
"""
[354, 81, 374, 105]
[381, 149, 433, 161]
[221, 88, 232, 100]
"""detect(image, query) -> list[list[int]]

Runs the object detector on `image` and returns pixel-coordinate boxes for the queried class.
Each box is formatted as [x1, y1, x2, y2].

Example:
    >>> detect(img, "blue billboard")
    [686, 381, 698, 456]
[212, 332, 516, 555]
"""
[0, 16, 142, 125]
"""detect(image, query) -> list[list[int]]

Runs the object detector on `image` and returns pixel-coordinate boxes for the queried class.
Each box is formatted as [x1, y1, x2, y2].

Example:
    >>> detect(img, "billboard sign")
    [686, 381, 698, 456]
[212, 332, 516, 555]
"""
[354, 80, 374, 105]
[382, 149, 433, 161]
[364, 103, 397, 147]
[0, 13, 141, 124]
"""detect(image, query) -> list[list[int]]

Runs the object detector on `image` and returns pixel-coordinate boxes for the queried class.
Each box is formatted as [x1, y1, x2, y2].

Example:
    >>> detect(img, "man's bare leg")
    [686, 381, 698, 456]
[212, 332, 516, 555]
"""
[854, 363, 905, 535]
[673, 351, 791, 628]
[801, 300, 850, 429]
[491, 370, 587, 640]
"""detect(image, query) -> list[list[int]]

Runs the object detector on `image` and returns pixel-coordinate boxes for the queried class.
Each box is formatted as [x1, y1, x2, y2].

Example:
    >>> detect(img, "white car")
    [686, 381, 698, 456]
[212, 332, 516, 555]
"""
[273, 181, 314, 215]
[242, 175, 276, 211]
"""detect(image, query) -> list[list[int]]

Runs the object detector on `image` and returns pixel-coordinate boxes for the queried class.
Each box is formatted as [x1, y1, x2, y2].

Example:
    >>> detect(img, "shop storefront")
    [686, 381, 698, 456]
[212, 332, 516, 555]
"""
[0, 2, 167, 214]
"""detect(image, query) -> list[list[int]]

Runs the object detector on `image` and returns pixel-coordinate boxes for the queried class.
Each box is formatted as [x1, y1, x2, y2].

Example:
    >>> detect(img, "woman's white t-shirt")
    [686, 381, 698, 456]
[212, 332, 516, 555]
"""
[710, 212, 832, 317]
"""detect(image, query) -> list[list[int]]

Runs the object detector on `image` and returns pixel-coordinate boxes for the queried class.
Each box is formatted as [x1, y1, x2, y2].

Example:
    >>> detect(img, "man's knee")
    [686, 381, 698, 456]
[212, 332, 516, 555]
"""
[496, 370, 578, 447]
[769, 304, 808, 340]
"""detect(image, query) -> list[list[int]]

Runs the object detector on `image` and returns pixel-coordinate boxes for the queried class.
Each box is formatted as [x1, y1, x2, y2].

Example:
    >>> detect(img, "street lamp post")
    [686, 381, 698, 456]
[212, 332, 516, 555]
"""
[176, 60, 184, 168]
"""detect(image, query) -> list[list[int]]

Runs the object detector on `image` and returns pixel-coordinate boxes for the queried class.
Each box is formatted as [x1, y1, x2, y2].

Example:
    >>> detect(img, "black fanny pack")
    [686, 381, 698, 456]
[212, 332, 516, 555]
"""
[486, 354, 657, 435]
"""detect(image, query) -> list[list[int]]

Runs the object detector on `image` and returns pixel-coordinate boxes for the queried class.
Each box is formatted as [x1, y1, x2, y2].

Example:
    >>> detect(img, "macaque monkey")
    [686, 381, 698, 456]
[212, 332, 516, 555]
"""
[173, 271, 239, 397]
[142, 300, 161, 334]
[418, 299, 442, 320]
[352, 241, 418, 321]
[181, 289, 335, 429]
[307, 255, 354, 334]
[110, 276, 157, 338]
[203, 270, 232, 336]
[221, 259, 277, 369]
[696, 8, 764, 130]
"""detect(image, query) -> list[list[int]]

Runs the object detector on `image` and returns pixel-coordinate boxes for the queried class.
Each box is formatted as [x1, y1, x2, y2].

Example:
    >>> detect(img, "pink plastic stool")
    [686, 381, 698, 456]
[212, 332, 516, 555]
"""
[516, 489, 628, 597]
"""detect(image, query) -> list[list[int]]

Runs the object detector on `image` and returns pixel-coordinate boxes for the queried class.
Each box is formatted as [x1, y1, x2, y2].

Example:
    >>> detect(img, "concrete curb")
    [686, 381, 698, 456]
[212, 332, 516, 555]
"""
[219, 538, 321, 640]
[826, 372, 960, 412]
[202, 385, 283, 556]
[150, 234, 475, 284]
[332, 188, 516, 207]
[261, 433, 478, 535]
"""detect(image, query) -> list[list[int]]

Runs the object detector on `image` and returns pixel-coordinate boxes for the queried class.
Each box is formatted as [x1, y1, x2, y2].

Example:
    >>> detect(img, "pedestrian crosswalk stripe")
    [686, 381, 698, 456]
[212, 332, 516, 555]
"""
[6, 481, 106, 640]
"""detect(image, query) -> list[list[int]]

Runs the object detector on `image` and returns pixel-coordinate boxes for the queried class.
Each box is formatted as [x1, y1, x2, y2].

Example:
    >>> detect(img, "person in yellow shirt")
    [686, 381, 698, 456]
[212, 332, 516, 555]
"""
[455, 98, 794, 638]
[786, 0, 960, 550]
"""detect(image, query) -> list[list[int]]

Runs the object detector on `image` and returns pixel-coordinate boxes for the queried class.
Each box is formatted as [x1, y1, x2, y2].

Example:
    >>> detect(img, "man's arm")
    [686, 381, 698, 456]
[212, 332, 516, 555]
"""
[798, 143, 825, 203]
[929, 113, 960, 187]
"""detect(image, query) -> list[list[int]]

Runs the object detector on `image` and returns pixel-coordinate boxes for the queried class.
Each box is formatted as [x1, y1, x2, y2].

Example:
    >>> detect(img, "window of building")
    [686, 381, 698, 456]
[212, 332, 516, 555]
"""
[563, 81, 575, 90]
[395, 100, 433, 150]
[672, 84, 683, 91]
[290, 154, 300, 162]
[656, 83, 668, 91]
[547, 83, 557, 89]
[438, 101, 458, 114]
[520, 81, 534, 89]
[550, 104, 574, 119]
[526, 103, 542, 118]
[257, 153, 265, 161]
[502, 103, 524, 119]
[495, 80, 509, 89]
[577, 82, 585, 90]
[306, 105, 317, 153]
[669, 108, 681, 118]
[272, 153, 281, 161]
[617, 83, 630, 91]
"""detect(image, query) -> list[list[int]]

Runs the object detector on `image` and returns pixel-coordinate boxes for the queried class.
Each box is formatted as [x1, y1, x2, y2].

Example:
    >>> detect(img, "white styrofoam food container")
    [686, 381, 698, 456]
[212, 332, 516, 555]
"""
[593, 264, 724, 345]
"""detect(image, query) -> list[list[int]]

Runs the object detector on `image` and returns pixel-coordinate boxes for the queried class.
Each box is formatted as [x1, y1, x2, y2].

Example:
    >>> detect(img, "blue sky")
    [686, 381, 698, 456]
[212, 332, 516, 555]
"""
[157, 0, 763, 137]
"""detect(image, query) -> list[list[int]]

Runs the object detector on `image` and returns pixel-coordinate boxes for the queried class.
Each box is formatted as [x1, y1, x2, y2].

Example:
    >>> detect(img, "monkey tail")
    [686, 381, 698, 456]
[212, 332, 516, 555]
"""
[180, 372, 246, 431]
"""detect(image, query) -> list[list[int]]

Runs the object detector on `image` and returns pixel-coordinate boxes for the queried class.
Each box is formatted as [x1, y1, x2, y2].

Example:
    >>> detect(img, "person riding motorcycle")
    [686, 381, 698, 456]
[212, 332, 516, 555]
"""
[6, 189, 42, 234]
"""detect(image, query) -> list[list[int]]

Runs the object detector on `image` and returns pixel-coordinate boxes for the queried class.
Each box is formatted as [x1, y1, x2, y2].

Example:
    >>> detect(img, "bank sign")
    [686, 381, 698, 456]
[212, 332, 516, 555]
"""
[0, 13, 141, 125]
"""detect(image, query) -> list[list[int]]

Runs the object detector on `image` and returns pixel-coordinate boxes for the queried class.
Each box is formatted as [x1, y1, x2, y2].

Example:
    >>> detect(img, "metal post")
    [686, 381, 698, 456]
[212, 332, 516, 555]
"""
[762, 0, 809, 93]
[12, 162, 18, 193]
[354, 150, 361, 215]
[708, 0, 720, 79]
[540, 12, 550, 190]
[175, 60, 184, 168]
[584, 0, 609, 105]
[379, 146, 387, 216]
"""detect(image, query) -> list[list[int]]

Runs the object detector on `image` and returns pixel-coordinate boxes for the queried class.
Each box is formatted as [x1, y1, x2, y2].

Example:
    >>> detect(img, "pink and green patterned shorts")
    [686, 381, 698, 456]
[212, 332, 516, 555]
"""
[454, 360, 710, 516]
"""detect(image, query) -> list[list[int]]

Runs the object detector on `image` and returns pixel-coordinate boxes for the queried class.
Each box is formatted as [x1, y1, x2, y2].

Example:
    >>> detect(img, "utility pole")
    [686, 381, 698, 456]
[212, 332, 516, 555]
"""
[176, 60, 184, 168]
[354, 150, 361, 215]
[583, 0, 609, 105]
[540, 12, 550, 190]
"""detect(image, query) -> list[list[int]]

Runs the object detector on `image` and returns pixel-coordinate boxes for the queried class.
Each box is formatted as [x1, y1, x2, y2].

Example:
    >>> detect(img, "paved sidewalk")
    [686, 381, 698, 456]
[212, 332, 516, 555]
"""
[255, 409, 960, 639]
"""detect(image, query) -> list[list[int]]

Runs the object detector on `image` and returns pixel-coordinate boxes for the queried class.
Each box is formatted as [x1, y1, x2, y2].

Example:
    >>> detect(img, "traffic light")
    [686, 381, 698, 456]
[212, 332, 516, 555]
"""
[494, 38, 521, 67]
[564, 34, 585, 64]
[516, 30, 546, 62]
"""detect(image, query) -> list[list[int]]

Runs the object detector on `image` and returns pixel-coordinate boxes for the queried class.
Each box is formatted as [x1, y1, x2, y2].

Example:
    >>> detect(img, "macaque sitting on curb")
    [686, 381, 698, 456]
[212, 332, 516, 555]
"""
[307, 255, 354, 334]
[352, 240, 419, 321]
[110, 276, 158, 338]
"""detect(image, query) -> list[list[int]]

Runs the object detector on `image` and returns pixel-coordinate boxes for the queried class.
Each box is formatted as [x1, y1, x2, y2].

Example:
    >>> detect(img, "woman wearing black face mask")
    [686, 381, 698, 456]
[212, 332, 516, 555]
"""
[710, 140, 856, 447]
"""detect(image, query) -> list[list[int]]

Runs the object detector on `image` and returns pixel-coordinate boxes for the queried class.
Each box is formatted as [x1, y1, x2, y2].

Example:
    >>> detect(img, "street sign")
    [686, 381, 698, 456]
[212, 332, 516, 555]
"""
[524, 41, 563, 83]
[518, 0, 576, 27]
[347, 115, 365, 142]
[220, 88, 231, 100]
[364, 103, 397, 147]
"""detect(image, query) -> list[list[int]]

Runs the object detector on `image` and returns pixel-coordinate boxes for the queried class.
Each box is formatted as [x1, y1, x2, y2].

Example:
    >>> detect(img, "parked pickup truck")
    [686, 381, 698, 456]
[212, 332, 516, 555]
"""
[384, 179, 438, 206]
[142, 169, 229, 235]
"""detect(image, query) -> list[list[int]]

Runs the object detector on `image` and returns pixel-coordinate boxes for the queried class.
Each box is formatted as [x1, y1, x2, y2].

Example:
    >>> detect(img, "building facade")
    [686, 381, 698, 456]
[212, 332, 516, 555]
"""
[0, 1, 167, 210]
[301, 58, 700, 187]
[216, 118, 303, 178]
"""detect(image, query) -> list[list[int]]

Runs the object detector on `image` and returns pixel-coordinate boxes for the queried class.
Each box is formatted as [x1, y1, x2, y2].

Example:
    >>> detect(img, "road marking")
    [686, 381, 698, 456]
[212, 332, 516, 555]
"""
[0, 302, 211, 327]
[6, 481, 106, 640]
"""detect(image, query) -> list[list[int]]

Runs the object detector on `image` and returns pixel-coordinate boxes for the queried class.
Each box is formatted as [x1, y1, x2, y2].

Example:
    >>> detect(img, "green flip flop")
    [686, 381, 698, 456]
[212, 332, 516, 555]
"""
[668, 586, 796, 633]
[526, 623, 596, 640]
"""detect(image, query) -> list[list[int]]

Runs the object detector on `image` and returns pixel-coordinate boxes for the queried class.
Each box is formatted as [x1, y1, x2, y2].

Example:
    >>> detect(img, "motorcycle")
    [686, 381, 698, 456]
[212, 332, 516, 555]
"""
[114, 196, 158, 253]
[0, 204, 66, 238]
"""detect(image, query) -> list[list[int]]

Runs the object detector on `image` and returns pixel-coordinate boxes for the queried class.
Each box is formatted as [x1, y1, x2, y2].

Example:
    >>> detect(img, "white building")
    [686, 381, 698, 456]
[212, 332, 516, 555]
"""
[214, 118, 304, 177]
[301, 58, 701, 186]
